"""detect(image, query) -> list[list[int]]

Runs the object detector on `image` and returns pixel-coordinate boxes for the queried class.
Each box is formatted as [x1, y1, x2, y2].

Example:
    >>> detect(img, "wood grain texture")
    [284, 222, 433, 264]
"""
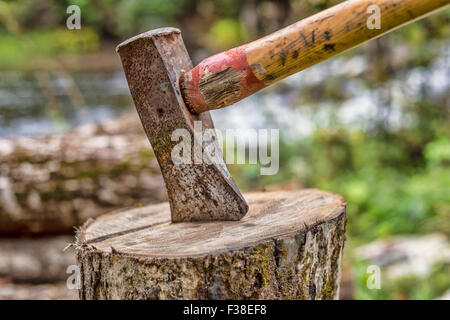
[180, 45, 264, 114]
[76, 189, 347, 299]
[181, 0, 449, 113]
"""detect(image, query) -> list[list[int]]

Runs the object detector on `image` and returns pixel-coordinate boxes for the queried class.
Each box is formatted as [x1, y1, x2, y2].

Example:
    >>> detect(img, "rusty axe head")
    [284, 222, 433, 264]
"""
[116, 28, 248, 222]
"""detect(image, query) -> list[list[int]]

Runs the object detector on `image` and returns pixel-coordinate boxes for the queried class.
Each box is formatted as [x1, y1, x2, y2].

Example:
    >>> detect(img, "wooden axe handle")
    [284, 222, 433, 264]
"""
[180, 0, 449, 114]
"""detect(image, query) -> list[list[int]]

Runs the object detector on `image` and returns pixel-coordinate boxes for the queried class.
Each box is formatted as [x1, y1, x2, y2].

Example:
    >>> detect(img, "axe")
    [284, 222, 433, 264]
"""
[116, 0, 448, 223]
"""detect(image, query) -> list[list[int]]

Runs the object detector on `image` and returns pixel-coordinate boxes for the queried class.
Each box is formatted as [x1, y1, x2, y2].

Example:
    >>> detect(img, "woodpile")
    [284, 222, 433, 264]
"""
[0, 114, 166, 299]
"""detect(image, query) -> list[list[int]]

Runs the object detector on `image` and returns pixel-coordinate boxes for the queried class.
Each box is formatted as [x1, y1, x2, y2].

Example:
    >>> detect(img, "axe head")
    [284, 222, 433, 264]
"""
[116, 28, 248, 222]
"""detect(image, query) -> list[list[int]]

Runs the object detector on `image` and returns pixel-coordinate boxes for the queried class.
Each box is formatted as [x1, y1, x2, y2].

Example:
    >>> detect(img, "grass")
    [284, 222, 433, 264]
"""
[0, 28, 99, 70]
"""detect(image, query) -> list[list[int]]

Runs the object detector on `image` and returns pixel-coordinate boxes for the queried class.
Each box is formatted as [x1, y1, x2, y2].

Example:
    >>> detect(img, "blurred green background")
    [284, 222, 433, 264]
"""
[0, 0, 449, 300]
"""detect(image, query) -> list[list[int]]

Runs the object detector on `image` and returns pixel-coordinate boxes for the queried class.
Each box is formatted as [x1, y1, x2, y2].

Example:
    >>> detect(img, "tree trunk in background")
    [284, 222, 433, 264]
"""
[77, 190, 346, 300]
[0, 113, 166, 235]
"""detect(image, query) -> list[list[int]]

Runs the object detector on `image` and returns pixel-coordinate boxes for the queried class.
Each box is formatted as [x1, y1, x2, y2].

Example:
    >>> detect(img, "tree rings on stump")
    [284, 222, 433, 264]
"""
[76, 189, 346, 299]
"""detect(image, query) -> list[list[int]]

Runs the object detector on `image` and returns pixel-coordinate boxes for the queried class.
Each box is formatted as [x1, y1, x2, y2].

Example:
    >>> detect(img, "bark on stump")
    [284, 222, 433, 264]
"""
[76, 189, 346, 300]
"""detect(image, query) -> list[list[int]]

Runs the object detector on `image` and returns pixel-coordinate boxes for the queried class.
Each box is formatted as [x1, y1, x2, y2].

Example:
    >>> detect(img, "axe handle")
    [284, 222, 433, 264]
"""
[181, 0, 449, 114]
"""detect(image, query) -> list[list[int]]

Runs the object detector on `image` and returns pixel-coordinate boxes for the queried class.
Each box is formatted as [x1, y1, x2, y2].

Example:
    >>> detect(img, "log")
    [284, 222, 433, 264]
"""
[0, 113, 167, 235]
[76, 189, 346, 300]
[0, 236, 75, 283]
[0, 282, 77, 300]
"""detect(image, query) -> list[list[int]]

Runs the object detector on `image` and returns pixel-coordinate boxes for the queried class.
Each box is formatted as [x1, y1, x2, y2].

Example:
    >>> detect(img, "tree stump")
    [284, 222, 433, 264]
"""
[76, 189, 346, 300]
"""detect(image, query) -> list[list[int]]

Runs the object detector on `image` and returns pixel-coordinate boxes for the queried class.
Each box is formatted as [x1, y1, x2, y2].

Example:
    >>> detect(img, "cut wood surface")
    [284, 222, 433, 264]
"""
[77, 189, 347, 299]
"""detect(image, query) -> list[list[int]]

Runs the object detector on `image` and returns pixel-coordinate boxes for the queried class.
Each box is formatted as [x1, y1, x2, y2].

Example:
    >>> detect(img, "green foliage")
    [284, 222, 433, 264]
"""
[246, 130, 450, 241]
[354, 259, 450, 300]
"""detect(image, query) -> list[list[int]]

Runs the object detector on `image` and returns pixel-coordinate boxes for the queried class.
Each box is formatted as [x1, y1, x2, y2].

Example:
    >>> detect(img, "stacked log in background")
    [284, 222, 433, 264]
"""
[0, 114, 167, 299]
[1, 114, 350, 299]
[0, 114, 166, 235]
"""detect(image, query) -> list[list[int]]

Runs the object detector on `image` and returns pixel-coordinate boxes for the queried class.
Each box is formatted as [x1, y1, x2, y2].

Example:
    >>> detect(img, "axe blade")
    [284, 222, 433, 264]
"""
[116, 28, 248, 222]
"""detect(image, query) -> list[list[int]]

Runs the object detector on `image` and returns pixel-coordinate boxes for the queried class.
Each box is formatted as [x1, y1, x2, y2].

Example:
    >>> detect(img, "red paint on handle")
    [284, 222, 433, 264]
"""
[181, 45, 265, 114]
